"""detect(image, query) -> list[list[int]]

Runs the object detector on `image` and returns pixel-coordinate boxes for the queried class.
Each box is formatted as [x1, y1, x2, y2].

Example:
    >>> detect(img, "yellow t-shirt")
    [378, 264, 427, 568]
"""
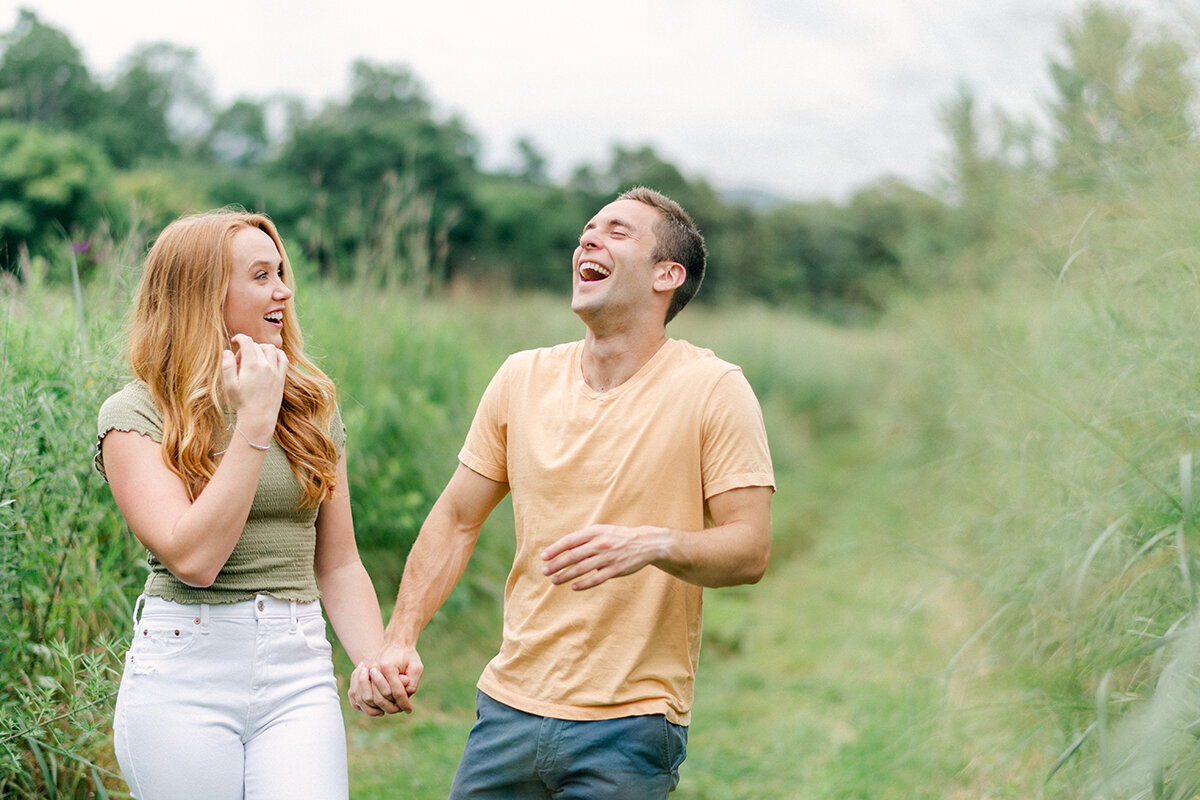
[461, 338, 774, 724]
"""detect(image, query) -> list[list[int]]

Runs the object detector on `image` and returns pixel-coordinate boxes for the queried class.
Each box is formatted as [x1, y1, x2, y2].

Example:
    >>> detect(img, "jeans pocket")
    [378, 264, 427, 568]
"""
[297, 615, 333, 656]
[127, 618, 201, 672]
[664, 718, 688, 775]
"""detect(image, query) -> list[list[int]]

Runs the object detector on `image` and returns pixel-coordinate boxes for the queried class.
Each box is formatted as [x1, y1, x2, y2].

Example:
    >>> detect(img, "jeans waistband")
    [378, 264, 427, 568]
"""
[134, 594, 321, 633]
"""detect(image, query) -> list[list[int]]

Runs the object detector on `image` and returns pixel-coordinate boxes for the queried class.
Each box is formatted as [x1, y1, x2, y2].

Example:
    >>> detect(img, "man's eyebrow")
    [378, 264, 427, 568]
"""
[582, 217, 635, 233]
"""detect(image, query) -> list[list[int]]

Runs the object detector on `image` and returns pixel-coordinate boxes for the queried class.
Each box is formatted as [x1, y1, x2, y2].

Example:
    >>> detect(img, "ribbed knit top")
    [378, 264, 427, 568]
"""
[95, 380, 346, 604]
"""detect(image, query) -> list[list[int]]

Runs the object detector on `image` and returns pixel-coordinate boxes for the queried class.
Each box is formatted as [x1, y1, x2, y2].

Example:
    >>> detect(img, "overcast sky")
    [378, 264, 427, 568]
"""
[2, 0, 1188, 202]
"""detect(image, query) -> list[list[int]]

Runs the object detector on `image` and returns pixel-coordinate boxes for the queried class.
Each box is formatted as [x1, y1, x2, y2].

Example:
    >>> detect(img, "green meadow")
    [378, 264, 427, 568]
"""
[8, 145, 1200, 797]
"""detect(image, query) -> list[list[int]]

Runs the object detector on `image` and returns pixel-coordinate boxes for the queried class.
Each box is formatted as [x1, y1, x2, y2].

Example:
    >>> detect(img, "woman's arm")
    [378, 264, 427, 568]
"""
[101, 335, 288, 587]
[313, 452, 384, 666]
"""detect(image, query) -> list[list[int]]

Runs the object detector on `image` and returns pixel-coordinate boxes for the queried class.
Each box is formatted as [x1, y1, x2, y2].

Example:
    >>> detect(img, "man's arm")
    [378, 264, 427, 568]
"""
[350, 462, 509, 715]
[540, 484, 772, 590]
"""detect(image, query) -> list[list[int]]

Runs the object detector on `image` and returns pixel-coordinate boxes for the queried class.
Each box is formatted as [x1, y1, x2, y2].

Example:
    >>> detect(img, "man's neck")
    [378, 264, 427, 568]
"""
[581, 326, 668, 393]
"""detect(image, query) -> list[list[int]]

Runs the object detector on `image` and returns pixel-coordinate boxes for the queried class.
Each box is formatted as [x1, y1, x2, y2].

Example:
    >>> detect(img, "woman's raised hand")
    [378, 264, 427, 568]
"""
[221, 333, 288, 440]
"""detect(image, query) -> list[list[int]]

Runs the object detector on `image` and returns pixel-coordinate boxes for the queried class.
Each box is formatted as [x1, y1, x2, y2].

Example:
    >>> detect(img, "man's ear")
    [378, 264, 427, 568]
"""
[653, 261, 686, 293]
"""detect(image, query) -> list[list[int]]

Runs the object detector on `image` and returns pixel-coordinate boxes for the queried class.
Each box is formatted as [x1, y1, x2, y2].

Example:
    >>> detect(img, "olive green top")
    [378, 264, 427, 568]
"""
[95, 380, 346, 604]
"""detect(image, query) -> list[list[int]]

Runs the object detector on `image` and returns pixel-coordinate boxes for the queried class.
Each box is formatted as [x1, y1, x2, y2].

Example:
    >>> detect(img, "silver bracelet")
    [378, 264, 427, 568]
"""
[233, 425, 271, 451]
[214, 423, 271, 455]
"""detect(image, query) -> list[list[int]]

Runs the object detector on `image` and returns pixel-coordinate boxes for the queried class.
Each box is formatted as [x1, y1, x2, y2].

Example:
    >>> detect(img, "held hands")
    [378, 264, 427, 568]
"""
[221, 334, 288, 439]
[541, 524, 664, 590]
[348, 645, 422, 717]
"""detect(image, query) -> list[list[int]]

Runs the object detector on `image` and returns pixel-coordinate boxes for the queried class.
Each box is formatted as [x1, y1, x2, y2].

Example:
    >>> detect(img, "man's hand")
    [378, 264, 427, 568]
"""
[348, 644, 423, 716]
[540, 524, 665, 590]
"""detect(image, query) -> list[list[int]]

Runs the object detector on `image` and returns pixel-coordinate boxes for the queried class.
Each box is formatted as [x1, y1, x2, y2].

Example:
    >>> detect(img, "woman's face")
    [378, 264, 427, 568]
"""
[223, 226, 293, 348]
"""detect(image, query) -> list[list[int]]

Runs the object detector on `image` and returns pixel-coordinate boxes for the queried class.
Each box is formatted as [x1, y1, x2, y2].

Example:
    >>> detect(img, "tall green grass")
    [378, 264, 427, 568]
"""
[0, 287, 137, 798]
[854, 147, 1200, 797]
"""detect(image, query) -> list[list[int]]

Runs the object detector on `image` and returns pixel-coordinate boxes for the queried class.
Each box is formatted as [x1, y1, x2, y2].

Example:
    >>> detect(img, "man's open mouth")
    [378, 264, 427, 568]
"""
[579, 262, 610, 282]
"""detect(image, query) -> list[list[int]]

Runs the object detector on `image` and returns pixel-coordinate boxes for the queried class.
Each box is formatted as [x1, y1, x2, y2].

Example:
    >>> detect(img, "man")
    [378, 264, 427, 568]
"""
[353, 186, 775, 799]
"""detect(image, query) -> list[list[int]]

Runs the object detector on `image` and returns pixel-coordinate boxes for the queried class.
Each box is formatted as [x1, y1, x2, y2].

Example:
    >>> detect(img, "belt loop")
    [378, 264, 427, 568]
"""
[132, 593, 146, 627]
[199, 603, 211, 635]
[289, 600, 299, 632]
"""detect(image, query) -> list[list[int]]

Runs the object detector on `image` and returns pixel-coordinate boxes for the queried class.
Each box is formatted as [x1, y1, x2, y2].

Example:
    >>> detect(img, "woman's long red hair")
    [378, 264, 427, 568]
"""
[127, 210, 337, 507]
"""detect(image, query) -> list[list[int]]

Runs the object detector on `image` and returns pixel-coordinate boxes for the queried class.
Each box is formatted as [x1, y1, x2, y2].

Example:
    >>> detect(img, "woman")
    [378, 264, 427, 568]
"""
[96, 209, 381, 799]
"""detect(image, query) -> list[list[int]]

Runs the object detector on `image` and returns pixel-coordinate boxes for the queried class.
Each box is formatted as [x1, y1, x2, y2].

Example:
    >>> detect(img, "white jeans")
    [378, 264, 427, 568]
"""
[113, 594, 348, 800]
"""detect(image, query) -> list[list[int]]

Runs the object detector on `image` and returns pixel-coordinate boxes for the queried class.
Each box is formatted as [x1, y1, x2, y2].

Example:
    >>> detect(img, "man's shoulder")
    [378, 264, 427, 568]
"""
[501, 341, 581, 373]
[664, 338, 743, 379]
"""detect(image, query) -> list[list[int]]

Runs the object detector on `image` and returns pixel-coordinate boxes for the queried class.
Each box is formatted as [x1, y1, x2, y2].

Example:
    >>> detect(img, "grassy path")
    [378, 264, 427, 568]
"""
[678, 533, 973, 798]
[342, 507, 1029, 799]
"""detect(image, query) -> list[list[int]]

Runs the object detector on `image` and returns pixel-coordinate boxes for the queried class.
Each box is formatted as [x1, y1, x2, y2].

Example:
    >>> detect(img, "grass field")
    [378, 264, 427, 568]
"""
[7, 184, 1200, 797]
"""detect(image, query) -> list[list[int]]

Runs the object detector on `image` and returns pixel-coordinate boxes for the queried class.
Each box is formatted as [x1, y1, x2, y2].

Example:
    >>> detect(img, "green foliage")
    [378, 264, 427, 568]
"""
[1049, 3, 1195, 192]
[276, 60, 479, 286]
[202, 99, 269, 166]
[756, 180, 949, 317]
[859, 136, 1200, 796]
[91, 43, 186, 168]
[0, 9, 1047, 314]
[465, 176, 587, 291]
[0, 122, 113, 278]
[0, 294, 142, 798]
[300, 288, 484, 556]
[0, 10, 100, 130]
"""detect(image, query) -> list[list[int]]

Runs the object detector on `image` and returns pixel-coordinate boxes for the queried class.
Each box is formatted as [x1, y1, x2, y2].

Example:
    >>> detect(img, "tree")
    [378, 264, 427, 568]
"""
[466, 175, 586, 291]
[0, 10, 100, 130]
[513, 137, 549, 185]
[203, 99, 269, 166]
[0, 122, 111, 279]
[936, 82, 1037, 247]
[275, 60, 481, 285]
[89, 42, 214, 168]
[1049, 3, 1196, 191]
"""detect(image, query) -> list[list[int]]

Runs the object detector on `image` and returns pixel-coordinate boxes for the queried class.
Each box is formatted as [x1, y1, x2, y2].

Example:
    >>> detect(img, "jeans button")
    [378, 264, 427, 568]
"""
[257, 600, 264, 611]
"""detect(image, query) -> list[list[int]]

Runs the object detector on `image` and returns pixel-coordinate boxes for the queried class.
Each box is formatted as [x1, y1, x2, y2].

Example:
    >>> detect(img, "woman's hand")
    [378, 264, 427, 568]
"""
[221, 333, 288, 440]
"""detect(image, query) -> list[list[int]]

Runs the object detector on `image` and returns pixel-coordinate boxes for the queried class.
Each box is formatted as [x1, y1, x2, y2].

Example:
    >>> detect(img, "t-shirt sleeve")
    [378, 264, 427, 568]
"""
[458, 357, 514, 484]
[94, 382, 164, 482]
[330, 402, 347, 456]
[700, 369, 775, 499]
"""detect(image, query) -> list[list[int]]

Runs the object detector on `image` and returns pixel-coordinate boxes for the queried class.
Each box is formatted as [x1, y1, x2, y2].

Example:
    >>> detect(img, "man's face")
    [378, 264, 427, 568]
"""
[571, 199, 661, 321]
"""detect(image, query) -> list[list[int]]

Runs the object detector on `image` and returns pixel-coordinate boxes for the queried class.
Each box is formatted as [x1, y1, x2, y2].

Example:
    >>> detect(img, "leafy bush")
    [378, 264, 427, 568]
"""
[0, 122, 114, 279]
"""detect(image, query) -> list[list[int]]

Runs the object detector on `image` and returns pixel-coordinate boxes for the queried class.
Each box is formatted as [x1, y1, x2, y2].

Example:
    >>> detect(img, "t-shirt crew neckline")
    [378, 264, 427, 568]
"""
[573, 338, 676, 400]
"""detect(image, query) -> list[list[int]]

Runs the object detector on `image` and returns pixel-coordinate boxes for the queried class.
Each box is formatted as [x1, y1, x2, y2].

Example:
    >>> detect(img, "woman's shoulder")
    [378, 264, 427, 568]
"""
[97, 380, 163, 438]
[95, 380, 162, 480]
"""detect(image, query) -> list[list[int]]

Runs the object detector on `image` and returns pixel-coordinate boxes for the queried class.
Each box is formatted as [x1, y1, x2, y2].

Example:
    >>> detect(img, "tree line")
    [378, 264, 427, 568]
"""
[0, 4, 1194, 318]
